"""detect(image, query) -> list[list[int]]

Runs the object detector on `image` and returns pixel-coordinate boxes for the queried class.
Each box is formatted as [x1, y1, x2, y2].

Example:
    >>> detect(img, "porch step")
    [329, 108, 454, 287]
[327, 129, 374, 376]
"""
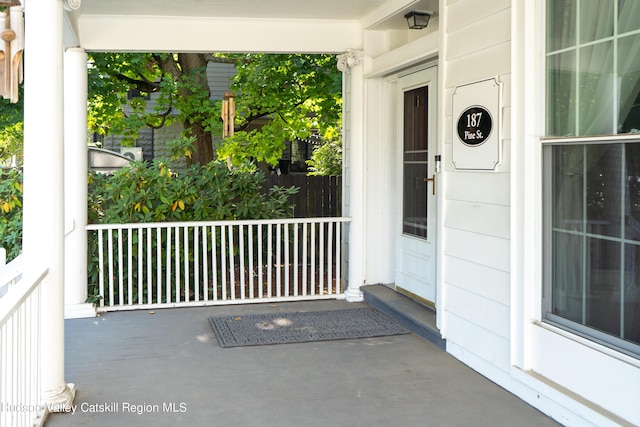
[362, 285, 446, 350]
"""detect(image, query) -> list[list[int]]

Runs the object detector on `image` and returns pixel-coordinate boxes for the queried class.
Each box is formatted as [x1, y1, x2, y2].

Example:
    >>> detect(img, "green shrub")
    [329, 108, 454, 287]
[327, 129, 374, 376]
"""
[1, 161, 298, 304]
[90, 160, 297, 223]
[0, 168, 22, 262]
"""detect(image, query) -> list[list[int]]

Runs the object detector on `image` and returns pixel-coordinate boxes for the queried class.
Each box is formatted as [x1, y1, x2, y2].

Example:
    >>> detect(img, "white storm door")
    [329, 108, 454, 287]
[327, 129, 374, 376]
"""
[395, 67, 438, 305]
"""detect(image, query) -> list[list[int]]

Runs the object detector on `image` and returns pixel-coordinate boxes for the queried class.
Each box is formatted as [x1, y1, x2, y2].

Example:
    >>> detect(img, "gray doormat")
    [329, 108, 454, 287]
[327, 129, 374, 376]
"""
[208, 308, 409, 348]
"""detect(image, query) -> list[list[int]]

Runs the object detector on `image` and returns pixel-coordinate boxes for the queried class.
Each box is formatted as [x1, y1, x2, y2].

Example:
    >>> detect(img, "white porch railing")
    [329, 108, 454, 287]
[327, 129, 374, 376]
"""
[0, 263, 47, 427]
[0, 250, 22, 298]
[86, 217, 350, 311]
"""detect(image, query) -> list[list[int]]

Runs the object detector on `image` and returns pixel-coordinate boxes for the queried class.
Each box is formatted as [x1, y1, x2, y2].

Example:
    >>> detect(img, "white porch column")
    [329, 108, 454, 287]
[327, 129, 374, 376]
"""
[338, 49, 365, 302]
[23, 0, 75, 410]
[64, 47, 94, 319]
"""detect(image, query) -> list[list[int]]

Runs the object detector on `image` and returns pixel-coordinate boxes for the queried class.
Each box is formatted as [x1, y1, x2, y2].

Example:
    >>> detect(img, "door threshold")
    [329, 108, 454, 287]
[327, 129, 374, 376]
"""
[396, 286, 435, 311]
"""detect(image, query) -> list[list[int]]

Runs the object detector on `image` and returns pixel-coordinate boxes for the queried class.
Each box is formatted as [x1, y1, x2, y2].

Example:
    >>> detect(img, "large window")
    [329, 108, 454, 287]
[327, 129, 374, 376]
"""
[544, 0, 640, 357]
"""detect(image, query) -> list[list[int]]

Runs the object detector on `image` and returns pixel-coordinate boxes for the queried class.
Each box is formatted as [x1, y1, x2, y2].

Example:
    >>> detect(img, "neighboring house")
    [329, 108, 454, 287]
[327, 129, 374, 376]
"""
[16, 1, 640, 427]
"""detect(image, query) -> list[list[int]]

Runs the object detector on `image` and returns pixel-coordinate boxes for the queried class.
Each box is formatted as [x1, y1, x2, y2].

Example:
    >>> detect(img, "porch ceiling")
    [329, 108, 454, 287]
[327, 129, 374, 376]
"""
[76, 0, 389, 21]
[64, 0, 439, 52]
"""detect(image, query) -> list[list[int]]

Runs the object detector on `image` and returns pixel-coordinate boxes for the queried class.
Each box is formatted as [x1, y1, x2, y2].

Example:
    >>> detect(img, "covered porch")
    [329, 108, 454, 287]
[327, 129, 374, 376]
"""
[45, 299, 558, 427]
[6, 0, 630, 424]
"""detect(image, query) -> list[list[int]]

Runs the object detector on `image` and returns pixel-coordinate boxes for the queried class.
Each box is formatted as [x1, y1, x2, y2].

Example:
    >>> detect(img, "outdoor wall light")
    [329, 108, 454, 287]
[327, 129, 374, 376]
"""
[404, 10, 431, 30]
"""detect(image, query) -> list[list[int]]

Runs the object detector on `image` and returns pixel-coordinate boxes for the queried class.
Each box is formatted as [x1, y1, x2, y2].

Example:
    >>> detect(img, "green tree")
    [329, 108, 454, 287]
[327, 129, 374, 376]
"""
[216, 54, 342, 167]
[88, 52, 342, 167]
[306, 138, 342, 176]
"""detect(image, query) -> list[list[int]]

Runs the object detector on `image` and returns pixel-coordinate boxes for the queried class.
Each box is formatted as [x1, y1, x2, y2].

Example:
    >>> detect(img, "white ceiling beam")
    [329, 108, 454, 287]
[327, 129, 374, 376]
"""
[77, 16, 362, 53]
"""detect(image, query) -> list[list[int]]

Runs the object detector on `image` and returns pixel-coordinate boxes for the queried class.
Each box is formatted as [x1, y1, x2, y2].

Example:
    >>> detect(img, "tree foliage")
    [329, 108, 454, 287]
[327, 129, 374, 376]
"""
[216, 54, 342, 167]
[88, 52, 342, 167]
[0, 53, 342, 169]
[307, 138, 342, 176]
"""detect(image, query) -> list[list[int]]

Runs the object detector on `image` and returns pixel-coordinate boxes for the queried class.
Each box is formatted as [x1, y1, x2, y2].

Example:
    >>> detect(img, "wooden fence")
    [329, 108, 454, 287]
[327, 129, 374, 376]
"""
[262, 174, 341, 218]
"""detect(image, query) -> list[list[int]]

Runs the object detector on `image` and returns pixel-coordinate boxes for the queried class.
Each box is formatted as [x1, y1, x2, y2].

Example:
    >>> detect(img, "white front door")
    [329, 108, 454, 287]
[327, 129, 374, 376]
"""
[395, 67, 438, 306]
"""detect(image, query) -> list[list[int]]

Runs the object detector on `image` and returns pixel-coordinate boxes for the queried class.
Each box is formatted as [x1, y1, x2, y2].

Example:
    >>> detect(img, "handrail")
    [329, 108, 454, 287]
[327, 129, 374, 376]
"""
[86, 217, 352, 230]
[0, 265, 47, 427]
[0, 266, 47, 325]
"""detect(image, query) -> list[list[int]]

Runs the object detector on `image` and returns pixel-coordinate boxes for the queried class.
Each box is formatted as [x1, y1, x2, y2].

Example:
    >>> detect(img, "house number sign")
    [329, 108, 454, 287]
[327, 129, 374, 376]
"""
[457, 106, 492, 146]
[451, 77, 502, 170]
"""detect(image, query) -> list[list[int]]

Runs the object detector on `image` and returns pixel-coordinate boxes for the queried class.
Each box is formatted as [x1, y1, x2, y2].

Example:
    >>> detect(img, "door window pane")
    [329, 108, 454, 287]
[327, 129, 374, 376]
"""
[403, 87, 428, 239]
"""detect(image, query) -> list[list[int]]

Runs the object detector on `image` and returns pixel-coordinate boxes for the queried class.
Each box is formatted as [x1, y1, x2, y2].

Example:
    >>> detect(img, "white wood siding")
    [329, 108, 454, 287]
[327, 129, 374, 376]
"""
[445, 312, 511, 370]
[445, 256, 510, 306]
[442, 0, 512, 373]
[207, 62, 236, 100]
[446, 0, 511, 32]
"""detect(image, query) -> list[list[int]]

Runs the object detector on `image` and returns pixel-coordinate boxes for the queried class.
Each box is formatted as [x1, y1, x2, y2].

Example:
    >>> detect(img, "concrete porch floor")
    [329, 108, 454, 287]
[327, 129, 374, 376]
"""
[45, 300, 559, 427]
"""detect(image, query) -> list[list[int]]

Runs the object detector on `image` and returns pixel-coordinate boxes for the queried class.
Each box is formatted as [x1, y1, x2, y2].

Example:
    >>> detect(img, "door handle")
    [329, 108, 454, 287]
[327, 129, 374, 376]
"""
[424, 174, 436, 196]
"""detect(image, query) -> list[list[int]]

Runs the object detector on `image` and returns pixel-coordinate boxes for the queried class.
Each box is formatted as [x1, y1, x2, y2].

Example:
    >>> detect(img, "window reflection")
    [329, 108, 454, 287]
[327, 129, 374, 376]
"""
[550, 143, 640, 348]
